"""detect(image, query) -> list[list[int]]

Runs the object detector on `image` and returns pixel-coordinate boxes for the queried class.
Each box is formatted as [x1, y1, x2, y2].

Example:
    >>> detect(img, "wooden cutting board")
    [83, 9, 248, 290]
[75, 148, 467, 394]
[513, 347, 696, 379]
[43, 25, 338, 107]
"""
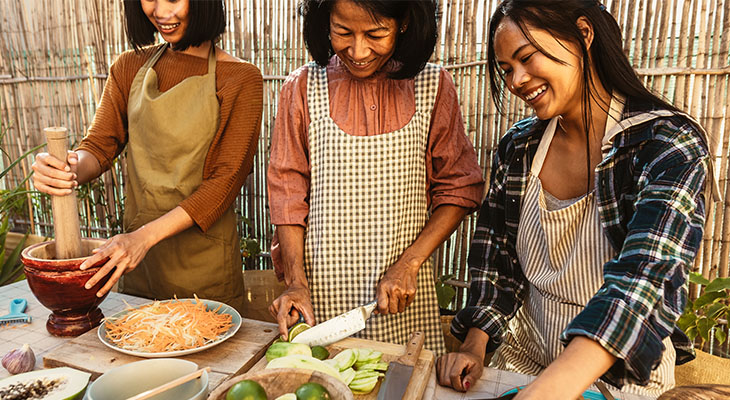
[43, 318, 279, 389]
[248, 337, 435, 400]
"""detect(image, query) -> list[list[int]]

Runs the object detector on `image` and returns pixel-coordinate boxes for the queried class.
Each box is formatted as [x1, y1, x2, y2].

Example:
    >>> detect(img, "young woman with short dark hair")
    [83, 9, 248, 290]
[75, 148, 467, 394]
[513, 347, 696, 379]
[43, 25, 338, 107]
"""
[32, 0, 263, 312]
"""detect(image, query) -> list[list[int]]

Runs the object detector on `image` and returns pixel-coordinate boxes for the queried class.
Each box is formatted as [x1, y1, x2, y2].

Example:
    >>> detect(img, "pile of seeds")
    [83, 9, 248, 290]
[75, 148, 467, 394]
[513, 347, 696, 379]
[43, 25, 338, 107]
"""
[0, 377, 65, 400]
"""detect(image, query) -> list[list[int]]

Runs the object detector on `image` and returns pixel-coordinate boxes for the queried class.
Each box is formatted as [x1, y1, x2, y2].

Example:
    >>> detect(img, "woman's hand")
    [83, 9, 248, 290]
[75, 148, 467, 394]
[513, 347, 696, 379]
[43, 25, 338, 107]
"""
[436, 327, 488, 392]
[376, 258, 419, 314]
[79, 229, 155, 297]
[270, 285, 316, 340]
[436, 350, 484, 392]
[31, 151, 78, 195]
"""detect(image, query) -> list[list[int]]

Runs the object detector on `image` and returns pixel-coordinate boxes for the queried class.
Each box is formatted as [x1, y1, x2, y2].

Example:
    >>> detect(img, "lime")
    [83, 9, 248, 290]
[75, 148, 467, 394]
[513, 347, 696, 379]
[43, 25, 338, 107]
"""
[311, 346, 330, 360]
[287, 322, 311, 342]
[225, 380, 267, 400]
[295, 382, 331, 400]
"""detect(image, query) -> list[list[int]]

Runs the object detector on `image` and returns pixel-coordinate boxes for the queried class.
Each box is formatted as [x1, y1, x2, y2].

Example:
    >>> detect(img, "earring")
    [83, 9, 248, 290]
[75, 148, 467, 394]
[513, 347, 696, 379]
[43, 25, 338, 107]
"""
[400, 26, 407, 33]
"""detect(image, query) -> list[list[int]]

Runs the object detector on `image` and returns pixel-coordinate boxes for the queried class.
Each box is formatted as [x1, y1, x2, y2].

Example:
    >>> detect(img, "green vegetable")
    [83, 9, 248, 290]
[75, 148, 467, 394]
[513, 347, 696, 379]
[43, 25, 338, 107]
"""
[355, 361, 388, 372]
[266, 341, 312, 362]
[266, 355, 345, 383]
[339, 367, 356, 385]
[226, 380, 267, 400]
[311, 346, 330, 360]
[331, 349, 357, 371]
[295, 382, 331, 400]
[349, 375, 380, 394]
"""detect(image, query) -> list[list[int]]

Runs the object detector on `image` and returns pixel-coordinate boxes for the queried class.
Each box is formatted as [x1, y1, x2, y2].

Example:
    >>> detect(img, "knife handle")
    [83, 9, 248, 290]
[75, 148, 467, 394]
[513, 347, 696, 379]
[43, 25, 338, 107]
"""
[397, 331, 425, 367]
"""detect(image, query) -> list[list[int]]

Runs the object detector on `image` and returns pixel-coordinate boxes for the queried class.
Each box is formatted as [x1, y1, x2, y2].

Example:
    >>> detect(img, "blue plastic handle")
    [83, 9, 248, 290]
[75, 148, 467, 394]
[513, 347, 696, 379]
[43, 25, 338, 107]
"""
[10, 298, 27, 315]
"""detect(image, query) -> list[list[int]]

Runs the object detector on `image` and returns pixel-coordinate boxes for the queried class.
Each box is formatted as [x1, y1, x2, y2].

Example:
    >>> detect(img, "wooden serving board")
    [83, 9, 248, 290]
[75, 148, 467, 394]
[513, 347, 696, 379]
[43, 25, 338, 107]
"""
[248, 337, 435, 400]
[43, 318, 279, 389]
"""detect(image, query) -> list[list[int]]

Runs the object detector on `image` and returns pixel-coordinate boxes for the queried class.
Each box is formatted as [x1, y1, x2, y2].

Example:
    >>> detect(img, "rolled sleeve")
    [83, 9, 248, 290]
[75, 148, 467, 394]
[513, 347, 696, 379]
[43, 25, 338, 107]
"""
[267, 67, 311, 228]
[451, 133, 528, 353]
[427, 69, 484, 211]
[563, 128, 708, 387]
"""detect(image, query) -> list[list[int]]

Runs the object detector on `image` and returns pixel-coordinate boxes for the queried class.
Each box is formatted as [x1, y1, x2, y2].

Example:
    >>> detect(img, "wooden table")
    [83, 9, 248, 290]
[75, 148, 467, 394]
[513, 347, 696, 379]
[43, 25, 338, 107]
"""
[0, 280, 279, 389]
[1, 281, 656, 399]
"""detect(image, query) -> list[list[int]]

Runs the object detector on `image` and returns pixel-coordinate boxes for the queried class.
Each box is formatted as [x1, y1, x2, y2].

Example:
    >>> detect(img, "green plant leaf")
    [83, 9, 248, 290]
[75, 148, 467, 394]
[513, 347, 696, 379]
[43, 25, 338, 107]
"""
[689, 272, 711, 286]
[716, 328, 727, 345]
[705, 277, 730, 293]
[697, 317, 716, 343]
[435, 276, 457, 309]
[0, 230, 27, 286]
[0, 143, 44, 180]
[693, 291, 726, 310]
[686, 325, 698, 342]
[706, 302, 726, 319]
[677, 312, 697, 331]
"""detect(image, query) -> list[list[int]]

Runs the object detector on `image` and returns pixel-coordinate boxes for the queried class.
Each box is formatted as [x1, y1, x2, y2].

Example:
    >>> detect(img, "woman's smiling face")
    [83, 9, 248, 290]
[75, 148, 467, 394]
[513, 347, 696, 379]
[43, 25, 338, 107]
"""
[494, 18, 585, 120]
[141, 0, 190, 45]
[329, 0, 401, 79]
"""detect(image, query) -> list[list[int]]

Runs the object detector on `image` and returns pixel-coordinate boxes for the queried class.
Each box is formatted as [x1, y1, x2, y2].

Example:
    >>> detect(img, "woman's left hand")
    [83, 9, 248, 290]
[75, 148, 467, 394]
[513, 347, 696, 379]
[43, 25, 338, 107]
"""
[376, 259, 420, 314]
[79, 230, 154, 297]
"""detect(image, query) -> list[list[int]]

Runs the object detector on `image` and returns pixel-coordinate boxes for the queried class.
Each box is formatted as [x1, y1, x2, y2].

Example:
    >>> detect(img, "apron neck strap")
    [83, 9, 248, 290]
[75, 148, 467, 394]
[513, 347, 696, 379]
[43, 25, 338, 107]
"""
[142, 43, 169, 70]
[206, 41, 217, 75]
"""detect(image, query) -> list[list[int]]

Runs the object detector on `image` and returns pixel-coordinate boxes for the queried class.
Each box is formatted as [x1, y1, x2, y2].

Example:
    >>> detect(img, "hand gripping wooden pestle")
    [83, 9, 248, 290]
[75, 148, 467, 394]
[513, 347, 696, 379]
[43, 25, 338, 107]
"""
[44, 127, 83, 259]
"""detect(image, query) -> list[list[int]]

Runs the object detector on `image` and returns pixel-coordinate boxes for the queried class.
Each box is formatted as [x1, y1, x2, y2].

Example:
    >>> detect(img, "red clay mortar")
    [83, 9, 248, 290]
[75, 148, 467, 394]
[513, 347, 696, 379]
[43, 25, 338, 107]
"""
[21, 239, 111, 337]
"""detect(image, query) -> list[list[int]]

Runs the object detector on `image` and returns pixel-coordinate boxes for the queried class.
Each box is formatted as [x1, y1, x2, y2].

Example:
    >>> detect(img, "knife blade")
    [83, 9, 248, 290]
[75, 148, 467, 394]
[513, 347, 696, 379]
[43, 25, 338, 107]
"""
[290, 301, 377, 346]
[376, 331, 425, 400]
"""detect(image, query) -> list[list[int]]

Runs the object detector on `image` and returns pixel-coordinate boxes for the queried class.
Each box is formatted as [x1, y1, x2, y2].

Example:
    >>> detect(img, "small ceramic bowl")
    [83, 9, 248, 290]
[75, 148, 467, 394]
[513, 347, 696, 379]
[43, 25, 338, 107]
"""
[85, 358, 208, 400]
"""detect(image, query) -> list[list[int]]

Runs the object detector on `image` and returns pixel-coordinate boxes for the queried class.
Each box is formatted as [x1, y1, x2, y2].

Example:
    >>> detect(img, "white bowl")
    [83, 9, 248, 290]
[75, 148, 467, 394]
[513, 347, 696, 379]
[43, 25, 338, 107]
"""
[85, 358, 208, 400]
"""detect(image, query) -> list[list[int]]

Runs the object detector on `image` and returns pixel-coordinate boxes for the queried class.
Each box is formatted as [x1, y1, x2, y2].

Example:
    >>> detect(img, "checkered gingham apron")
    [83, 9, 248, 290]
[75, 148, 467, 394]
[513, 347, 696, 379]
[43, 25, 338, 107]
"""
[304, 62, 446, 356]
[491, 112, 675, 397]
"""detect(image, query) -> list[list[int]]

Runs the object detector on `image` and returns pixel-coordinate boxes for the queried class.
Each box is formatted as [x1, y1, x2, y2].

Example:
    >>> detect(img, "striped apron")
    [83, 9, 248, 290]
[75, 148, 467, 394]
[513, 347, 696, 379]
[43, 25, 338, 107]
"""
[304, 62, 446, 356]
[491, 98, 675, 396]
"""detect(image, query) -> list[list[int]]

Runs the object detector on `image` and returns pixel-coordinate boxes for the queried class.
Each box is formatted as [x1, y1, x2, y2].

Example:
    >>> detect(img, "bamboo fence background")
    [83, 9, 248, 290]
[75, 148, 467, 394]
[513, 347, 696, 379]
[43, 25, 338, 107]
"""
[0, 0, 729, 313]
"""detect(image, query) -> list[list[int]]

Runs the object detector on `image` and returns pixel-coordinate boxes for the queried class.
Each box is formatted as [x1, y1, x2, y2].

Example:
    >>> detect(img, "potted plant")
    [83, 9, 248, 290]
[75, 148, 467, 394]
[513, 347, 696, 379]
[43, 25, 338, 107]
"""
[0, 121, 45, 286]
[677, 272, 730, 354]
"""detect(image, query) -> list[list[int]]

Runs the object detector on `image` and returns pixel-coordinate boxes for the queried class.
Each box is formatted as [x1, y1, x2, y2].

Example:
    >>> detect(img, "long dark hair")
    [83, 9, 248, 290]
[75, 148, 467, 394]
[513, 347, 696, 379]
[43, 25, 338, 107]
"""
[298, 0, 439, 79]
[488, 0, 680, 114]
[488, 0, 683, 193]
[123, 0, 226, 52]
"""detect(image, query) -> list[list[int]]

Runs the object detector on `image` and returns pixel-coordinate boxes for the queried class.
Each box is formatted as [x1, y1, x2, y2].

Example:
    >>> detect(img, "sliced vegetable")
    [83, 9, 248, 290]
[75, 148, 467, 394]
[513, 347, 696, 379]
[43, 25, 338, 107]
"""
[331, 349, 357, 371]
[274, 394, 297, 400]
[266, 355, 345, 383]
[355, 362, 388, 372]
[265, 341, 312, 362]
[104, 297, 233, 353]
[339, 367, 356, 385]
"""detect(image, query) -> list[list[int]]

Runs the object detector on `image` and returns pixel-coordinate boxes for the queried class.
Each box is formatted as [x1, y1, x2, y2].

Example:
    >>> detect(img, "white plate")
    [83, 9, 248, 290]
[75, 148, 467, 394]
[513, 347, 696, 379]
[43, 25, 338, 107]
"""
[98, 298, 241, 358]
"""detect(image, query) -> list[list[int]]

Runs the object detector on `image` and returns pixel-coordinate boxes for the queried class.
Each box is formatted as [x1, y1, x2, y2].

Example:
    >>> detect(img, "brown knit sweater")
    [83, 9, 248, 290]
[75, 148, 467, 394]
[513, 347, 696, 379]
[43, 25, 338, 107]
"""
[78, 46, 263, 232]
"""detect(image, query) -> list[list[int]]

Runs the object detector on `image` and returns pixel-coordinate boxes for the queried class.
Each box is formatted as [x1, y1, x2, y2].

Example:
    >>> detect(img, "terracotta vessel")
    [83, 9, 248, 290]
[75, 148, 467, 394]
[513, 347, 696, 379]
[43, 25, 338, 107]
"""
[21, 238, 111, 337]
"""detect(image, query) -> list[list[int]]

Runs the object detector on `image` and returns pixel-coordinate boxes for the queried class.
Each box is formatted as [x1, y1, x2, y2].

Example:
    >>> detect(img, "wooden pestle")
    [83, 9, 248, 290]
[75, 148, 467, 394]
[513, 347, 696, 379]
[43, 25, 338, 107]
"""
[44, 127, 83, 259]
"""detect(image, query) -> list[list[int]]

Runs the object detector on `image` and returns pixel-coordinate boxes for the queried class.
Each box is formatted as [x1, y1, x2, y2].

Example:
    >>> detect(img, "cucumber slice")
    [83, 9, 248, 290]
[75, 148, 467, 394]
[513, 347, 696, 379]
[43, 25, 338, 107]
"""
[0, 367, 91, 400]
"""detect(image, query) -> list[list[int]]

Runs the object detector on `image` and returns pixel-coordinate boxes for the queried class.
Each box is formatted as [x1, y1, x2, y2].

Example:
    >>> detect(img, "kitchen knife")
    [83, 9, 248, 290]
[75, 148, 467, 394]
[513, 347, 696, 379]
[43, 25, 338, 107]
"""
[376, 331, 425, 400]
[290, 301, 377, 346]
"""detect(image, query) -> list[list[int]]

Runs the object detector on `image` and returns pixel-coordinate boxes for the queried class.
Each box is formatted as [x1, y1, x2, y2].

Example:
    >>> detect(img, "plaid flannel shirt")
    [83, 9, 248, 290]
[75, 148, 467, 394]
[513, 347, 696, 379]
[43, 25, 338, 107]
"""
[452, 97, 709, 388]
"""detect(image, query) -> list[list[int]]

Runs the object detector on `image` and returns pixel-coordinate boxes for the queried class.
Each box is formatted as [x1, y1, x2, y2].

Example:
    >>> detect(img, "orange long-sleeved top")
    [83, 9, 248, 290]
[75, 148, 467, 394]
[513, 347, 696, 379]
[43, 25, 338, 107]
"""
[77, 46, 263, 232]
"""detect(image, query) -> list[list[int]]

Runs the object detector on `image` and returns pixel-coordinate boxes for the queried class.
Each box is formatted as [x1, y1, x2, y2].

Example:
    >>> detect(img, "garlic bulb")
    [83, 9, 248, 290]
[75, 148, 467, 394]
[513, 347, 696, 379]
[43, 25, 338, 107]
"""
[2, 344, 35, 374]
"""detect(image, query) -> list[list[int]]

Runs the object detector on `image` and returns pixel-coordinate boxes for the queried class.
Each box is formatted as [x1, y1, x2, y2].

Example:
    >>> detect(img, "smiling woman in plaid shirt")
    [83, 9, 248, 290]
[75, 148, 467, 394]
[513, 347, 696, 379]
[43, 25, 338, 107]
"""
[436, 1, 717, 399]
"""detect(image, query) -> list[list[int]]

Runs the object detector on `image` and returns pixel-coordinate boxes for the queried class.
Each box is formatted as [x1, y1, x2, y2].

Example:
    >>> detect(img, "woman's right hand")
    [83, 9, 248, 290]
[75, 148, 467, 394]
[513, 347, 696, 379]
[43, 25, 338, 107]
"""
[269, 285, 316, 341]
[436, 350, 484, 392]
[31, 151, 78, 195]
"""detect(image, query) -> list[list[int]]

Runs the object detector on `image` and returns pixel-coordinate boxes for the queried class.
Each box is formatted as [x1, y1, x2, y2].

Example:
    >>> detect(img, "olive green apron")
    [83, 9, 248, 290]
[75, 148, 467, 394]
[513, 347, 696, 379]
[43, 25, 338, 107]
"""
[118, 43, 244, 312]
